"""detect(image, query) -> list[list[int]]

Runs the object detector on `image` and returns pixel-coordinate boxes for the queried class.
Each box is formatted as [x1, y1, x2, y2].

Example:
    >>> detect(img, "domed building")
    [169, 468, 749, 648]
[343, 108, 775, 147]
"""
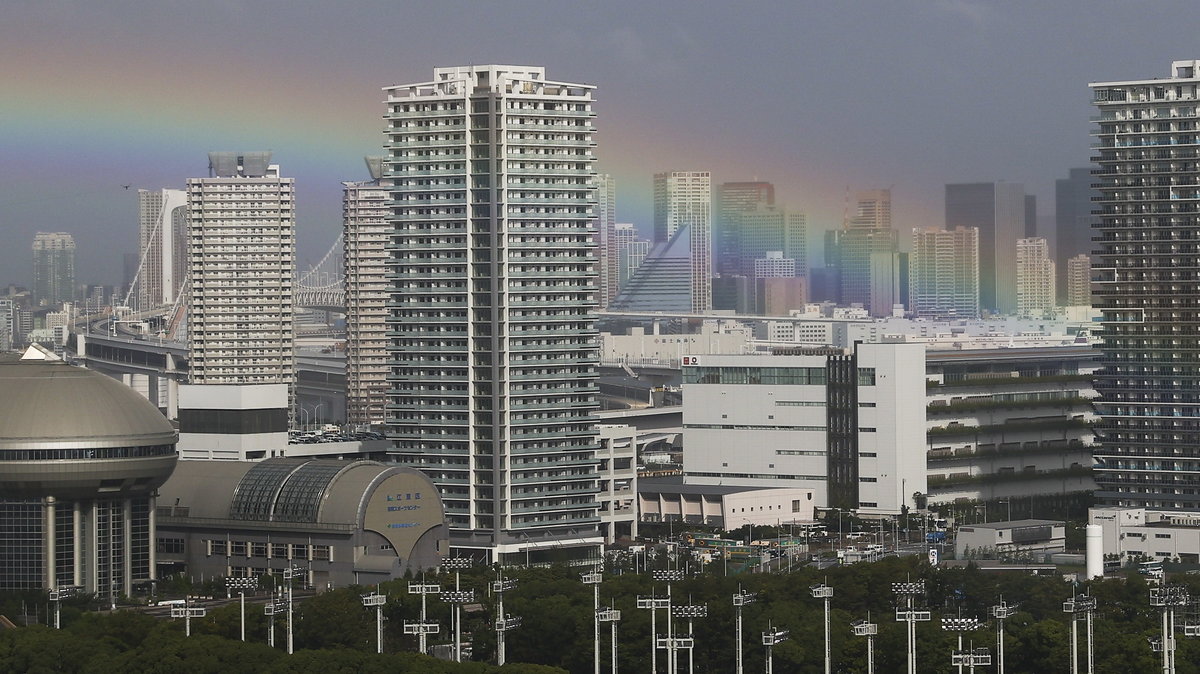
[0, 348, 178, 595]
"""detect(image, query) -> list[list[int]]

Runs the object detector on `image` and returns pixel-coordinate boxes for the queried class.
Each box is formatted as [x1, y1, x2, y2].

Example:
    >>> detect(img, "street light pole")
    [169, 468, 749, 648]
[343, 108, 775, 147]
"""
[810, 582, 833, 674]
[733, 588, 757, 674]
[48, 586, 78, 629]
[263, 590, 287, 648]
[170, 595, 207, 637]
[282, 565, 304, 655]
[225, 576, 259, 643]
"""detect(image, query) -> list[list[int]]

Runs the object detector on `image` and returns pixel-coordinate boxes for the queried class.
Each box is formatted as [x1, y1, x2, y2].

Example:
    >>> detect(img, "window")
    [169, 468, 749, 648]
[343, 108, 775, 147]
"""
[857, 368, 876, 386]
[792, 500, 802, 513]
[251, 542, 267, 558]
[271, 543, 288, 559]
[210, 540, 227, 556]
[230, 541, 247, 557]
[156, 537, 184, 555]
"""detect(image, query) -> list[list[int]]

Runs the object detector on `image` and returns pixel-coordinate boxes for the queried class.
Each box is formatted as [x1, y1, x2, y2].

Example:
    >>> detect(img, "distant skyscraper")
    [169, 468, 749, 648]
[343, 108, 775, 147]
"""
[0, 299, 12, 351]
[384, 65, 602, 564]
[343, 157, 390, 427]
[596, 173, 618, 308]
[909, 227, 980, 320]
[1065, 254, 1091, 307]
[654, 171, 712, 312]
[612, 223, 648, 285]
[185, 152, 295, 391]
[1016, 237, 1055, 317]
[31, 232, 75, 308]
[838, 189, 898, 316]
[1090, 60, 1200, 510]
[1025, 194, 1038, 238]
[1055, 168, 1099, 301]
[610, 227, 693, 313]
[135, 188, 188, 309]
[716, 181, 775, 276]
[733, 206, 807, 278]
[945, 182, 1027, 314]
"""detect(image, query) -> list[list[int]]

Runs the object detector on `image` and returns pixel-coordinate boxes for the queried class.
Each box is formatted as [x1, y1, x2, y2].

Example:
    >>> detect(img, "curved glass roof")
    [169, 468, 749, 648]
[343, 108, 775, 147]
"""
[273, 461, 348, 522]
[228, 459, 308, 522]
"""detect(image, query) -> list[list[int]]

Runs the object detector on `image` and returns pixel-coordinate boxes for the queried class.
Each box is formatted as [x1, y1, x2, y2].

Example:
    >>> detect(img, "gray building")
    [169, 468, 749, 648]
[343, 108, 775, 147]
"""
[945, 182, 1028, 314]
[1054, 168, 1098, 302]
[32, 232, 75, 308]
[155, 458, 448, 587]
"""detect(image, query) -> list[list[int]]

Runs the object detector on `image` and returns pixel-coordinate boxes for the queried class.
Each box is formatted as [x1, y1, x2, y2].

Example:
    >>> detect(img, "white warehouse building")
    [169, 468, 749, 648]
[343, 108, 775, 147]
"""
[680, 344, 927, 515]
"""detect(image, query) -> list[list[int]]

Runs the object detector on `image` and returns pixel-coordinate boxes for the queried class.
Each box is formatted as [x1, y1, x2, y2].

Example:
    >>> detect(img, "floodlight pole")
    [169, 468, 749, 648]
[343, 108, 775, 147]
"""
[762, 624, 788, 674]
[225, 576, 259, 643]
[893, 580, 929, 674]
[492, 573, 519, 666]
[637, 593, 669, 673]
[583, 572, 603, 674]
[989, 598, 1017, 674]
[733, 588, 757, 674]
[442, 557, 473, 663]
[361, 591, 386, 654]
[652, 569, 684, 673]
[810, 582, 833, 674]
[598, 605, 622, 673]
[852, 617, 879, 674]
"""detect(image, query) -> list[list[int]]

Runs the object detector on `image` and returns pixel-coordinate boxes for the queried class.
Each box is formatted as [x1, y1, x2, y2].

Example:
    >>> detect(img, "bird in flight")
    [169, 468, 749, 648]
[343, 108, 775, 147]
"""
[122, 184, 131, 190]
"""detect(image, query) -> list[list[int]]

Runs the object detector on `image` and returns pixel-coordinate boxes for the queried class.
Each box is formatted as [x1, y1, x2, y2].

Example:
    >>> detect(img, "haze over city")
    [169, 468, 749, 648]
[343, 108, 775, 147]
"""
[1, 0, 1197, 285]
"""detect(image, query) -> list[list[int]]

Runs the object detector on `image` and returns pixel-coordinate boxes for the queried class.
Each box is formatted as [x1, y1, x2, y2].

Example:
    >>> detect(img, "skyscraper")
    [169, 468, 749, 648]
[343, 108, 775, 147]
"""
[733, 206, 807, 278]
[135, 188, 188, 309]
[1015, 237, 1055, 317]
[1065, 254, 1091, 307]
[596, 173, 618, 308]
[945, 182, 1028, 314]
[31, 232, 75, 307]
[716, 181, 775, 276]
[837, 189, 898, 316]
[1091, 60, 1200, 509]
[343, 157, 391, 427]
[909, 226, 980, 320]
[654, 171, 712, 312]
[185, 152, 295, 390]
[1055, 168, 1099, 301]
[384, 65, 602, 563]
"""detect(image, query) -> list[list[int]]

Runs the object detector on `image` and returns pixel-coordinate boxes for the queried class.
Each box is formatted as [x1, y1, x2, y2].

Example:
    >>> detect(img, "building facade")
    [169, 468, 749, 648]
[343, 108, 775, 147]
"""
[32, 232, 75, 308]
[135, 188, 188, 309]
[736, 206, 807, 278]
[909, 226, 980, 320]
[1055, 168, 1099, 301]
[343, 157, 391, 427]
[1016, 237, 1056, 317]
[654, 171, 712, 312]
[383, 65, 603, 564]
[186, 152, 295, 393]
[1091, 60, 1200, 510]
[716, 181, 775, 276]
[837, 190, 898, 317]
[946, 182, 1028, 314]
[596, 173, 618, 308]
[1065, 254, 1092, 307]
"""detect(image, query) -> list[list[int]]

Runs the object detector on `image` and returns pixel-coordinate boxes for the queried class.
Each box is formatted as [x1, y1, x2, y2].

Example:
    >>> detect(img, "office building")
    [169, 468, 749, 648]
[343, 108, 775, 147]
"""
[681, 344, 928, 515]
[837, 190, 899, 316]
[753, 251, 797, 280]
[1091, 60, 1200, 510]
[946, 182, 1028, 314]
[1016, 237, 1056, 318]
[616, 228, 650, 286]
[383, 65, 602, 564]
[0, 299, 12, 352]
[655, 171, 712, 312]
[134, 188, 188, 309]
[596, 174, 618, 308]
[756, 277, 808, 316]
[735, 206, 807, 278]
[1056, 168, 1099, 301]
[716, 181, 775, 276]
[1065, 254, 1092, 307]
[32, 232, 75, 308]
[909, 227, 981, 320]
[344, 157, 391, 427]
[0, 348, 178, 593]
[610, 227, 693, 312]
[186, 152, 295, 391]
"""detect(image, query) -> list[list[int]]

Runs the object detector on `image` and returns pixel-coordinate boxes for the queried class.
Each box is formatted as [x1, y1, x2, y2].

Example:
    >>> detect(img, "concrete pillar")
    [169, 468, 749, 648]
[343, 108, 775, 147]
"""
[148, 494, 157, 581]
[88, 501, 99, 595]
[45, 497, 57, 589]
[72, 502, 82, 587]
[123, 499, 133, 594]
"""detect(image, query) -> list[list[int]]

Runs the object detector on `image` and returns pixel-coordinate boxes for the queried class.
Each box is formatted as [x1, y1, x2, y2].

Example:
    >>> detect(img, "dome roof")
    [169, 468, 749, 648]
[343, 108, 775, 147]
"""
[0, 356, 178, 449]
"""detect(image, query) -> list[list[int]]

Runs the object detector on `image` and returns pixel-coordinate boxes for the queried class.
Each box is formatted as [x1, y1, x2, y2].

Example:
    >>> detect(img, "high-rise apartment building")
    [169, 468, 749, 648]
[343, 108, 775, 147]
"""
[1065, 254, 1092, 307]
[654, 171, 712, 312]
[1055, 168, 1099, 300]
[383, 65, 602, 563]
[945, 182, 1028, 314]
[1091, 60, 1200, 509]
[610, 222, 644, 287]
[716, 181, 775, 276]
[734, 206, 807, 278]
[343, 157, 391, 427]
[1016, 237, 1056, 317]
[31, 232, 75, 307]
[134, 189, 188, 309]
[838, 190, 898, 316]
[185, 152, 295, 390]
[596, 174, 618, 308]
[909, 226, 980, 319]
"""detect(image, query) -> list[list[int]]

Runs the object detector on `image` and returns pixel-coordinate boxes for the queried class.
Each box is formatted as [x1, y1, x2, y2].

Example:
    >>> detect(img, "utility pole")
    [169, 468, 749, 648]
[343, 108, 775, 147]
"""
[361, 591, 386, 654]
[405, 579, 442, 655]
[170, 595, 206, 637]
[492, 572, 520, 665]
[263, 589, 287, 648]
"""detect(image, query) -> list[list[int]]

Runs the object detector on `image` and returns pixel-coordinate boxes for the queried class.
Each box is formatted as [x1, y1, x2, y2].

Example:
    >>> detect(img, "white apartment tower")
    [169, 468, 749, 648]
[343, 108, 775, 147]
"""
[1016, 237, 1056, 317]
[596, 173, 618, 308]
[383, 65, 602, 564]
[135, 189, 188, 309]
[654, 171, 712, 312]
[344, 157, 392, 427]
[909, 226, 980, 319]
[185, 152, 295, 390]
[1065, 254, 1092, 307]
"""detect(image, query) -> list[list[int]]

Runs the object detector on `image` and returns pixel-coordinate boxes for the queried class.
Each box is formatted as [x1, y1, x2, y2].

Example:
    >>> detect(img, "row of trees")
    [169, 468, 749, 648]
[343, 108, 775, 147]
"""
[4, 555, 1200, 673]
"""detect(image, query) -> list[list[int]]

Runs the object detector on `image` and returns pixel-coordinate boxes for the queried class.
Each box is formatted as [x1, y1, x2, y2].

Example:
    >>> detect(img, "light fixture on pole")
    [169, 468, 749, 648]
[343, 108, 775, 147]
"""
[810, 582, 833, 674]
[670, 603, 707, 674]
[989, 598, 1018, 674]
[892, 580, 930, 674]
[582, 571, 604, 674]
[225, 576, 259, 643]
[762, 624, 789, 674]
[263, 591, 287, 648]
[1062, 593, 1096, 674]
[47, 586, 78, 630]
[1149, 584, 1189, 674]
[652, 569, 685, 673]
[941, 616, 986, 674]
[637, 593, 670, 673]
[170, 596, 207, 637]
[361, 591, 387, 654]
[598, 605, 621, 673]
[441, 556, 475, 664]
[852, 617, 878, 674]
[405, 580, 442, 655]
[492, 573, 519, 666]
[732, 588, 757, 674]
[282, 565, 305, 655]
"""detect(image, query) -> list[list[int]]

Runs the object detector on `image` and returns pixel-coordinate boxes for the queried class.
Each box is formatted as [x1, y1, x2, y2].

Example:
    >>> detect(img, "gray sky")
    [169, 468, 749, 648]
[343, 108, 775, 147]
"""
[2, 0, 1196, 287]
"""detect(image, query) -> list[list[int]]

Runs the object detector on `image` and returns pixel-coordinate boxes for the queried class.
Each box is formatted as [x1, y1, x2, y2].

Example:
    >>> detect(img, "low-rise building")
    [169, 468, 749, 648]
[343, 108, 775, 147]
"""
[954, 519, 1066, 559]
[1089, 507, 1200, 565]
[638, 476, 815, 528]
